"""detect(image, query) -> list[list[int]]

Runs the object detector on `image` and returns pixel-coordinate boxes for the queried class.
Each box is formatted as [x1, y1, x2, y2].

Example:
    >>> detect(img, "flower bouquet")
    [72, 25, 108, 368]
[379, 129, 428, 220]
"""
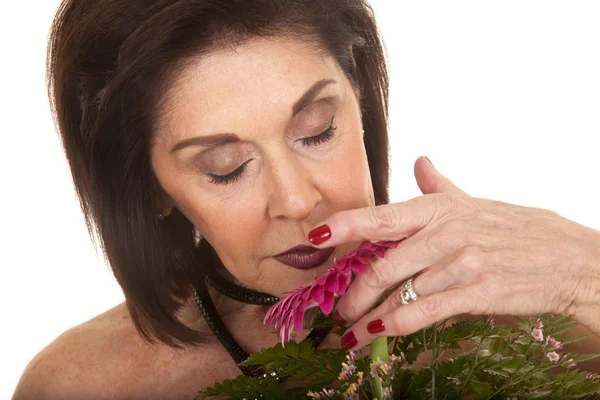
[198, 241, 600, 399]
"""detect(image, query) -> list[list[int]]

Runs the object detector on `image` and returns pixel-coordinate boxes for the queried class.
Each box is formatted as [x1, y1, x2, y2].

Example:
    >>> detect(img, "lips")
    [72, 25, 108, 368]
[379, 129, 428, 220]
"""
[273, 246, 336, 270]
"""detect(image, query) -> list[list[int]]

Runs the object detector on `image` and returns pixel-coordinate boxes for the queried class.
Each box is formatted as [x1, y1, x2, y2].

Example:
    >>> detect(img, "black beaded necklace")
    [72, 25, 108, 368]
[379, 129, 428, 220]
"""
[192, 271, 332, 378]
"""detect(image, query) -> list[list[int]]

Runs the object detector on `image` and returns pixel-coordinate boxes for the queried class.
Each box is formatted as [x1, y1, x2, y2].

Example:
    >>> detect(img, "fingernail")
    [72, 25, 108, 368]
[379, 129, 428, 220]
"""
[367, 319, 385, 334]
[341, 331, 357, 350]
[333, 310, 347, 326]
[308, 224, 331, 245]
[425, 156, 434, 167]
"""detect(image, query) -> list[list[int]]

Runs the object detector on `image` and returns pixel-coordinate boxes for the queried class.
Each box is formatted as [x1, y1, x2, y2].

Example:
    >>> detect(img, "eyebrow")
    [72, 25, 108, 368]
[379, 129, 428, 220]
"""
[170, 78, 338, 154]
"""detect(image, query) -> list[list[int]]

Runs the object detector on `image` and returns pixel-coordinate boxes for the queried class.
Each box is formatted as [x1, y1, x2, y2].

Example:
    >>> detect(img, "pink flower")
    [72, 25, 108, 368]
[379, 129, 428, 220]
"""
[531, 327, 544, 342]
[564, 358, 576, 368]
[307, 388, 340, 399]
[546, 351, 560, 362]
[264, 240, 401, 345]
[545, 336, 563, 350]
[382, 386, 393, 400]
[535, 319, 544, 329]
[338, 352, 357, 381]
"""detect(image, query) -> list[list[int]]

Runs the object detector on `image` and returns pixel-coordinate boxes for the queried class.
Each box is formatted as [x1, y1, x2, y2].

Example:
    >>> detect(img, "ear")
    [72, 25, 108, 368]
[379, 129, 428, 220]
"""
[155, 188, 175, 217]
[414, 156, 470, 197]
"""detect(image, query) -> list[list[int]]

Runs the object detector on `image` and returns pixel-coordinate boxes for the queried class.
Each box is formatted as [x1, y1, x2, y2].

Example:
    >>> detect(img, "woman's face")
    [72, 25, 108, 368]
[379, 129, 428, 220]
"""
[151, 35, 375, 296]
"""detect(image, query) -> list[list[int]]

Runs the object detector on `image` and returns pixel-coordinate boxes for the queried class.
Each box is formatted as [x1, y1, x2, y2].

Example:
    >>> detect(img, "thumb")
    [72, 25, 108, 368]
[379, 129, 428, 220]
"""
[414, 156, 469, 197]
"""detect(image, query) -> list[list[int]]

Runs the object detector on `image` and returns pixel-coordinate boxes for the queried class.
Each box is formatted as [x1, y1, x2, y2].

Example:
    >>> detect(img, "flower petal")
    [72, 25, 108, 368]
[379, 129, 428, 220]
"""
[334, 257, 352, 275]
[324, 271, 340, 293]
[358, 241, 373, 250]
[319, 291, 335, 314]
[293, 309, 305, 333]
[337, 274, 349, 296]
[350, 258, 367, 274]
[283, 310, 295, 343]
[310, 284, 325, 303]
[315, 274, 328, 286]
[354, 250, 372, 264]
[373, 247, 386, 258]
[265, 239, 403, 343]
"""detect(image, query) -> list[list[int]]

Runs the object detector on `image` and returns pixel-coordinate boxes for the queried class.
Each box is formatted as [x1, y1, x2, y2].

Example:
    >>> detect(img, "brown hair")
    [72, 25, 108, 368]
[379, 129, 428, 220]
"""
[46, 0, 390, 348]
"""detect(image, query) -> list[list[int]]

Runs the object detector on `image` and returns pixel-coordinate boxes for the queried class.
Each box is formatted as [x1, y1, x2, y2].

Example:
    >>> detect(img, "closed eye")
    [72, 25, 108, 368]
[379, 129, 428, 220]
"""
[207, 159, 252, 185]
[207, 116, 337, 186]
[298, 116, 337, 147]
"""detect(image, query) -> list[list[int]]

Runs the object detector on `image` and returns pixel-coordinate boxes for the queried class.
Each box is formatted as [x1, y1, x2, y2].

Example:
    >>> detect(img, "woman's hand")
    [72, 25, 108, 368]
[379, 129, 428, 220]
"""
[307, 156, 600, 350]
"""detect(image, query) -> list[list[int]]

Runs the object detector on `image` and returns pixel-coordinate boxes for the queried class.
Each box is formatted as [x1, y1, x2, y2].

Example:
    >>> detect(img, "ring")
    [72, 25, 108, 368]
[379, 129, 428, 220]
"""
[399, 277, 418, 305]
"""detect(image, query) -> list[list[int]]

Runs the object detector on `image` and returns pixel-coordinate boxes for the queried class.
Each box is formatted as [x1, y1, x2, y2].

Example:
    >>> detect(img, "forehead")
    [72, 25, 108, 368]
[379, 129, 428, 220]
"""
[158, 36, 345, 143]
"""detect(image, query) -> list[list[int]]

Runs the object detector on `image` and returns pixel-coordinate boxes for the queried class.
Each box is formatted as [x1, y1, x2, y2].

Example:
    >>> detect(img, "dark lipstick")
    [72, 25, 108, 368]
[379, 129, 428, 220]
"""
[274, 245, 336, 270]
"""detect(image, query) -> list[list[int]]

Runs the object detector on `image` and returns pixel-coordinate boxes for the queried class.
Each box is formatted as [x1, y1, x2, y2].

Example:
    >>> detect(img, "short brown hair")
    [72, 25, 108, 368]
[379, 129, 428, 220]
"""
[46, 0, 390, 348]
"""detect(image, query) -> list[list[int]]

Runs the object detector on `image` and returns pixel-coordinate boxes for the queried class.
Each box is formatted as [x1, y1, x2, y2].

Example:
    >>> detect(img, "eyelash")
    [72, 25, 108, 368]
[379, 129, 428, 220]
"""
[207, 117, 338, 186]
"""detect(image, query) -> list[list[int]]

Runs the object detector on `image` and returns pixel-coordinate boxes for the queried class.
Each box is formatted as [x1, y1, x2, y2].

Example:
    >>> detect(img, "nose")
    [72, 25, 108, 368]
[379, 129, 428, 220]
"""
[266, 151, 322, 221]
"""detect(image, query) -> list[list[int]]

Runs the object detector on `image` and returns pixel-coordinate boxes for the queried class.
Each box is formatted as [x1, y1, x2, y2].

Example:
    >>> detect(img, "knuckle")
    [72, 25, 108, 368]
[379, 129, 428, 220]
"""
[368, 205, 399, 232]
[363, 258, 393, 289]
[453, 245, 485, 270]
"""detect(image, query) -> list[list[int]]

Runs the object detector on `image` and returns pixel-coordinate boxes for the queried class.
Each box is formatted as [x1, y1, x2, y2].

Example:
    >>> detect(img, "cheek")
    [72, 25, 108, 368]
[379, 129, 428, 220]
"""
[196, 204, 264, 271]
[323, 137, 374, 209]
[165, 179, 264, 279]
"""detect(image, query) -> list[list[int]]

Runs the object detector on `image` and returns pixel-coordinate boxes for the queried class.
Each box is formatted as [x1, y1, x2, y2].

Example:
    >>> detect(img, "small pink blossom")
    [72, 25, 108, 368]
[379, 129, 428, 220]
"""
[545, 336, 563, 350]
[564, 358, 576, 368]
[370, 353, 405, 379]
[307, 388, 340, 399]
[546, 351, 560, 362]
[382, 386, 393, 400]
[338, 360, 356, 381]
[585, 372, 597, 382]
[531, 327, 544, 342]
[264, 240, 401, 344]
[535, 319, 544, 329]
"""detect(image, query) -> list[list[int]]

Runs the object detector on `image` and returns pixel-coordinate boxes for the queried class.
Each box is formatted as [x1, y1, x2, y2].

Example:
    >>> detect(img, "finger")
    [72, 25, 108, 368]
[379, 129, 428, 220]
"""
[335, 225, 450, 323]
[411, 246, 498, 297]
[360, 245, 499, 323]
[307, 193, 458, 248]
[340, 287, 475, 351]
[414, 156, 470, 197]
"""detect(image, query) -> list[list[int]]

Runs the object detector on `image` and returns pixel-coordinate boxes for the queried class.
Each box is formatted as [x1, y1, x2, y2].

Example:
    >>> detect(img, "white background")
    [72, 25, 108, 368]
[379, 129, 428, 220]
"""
[2, 1, 599, 398]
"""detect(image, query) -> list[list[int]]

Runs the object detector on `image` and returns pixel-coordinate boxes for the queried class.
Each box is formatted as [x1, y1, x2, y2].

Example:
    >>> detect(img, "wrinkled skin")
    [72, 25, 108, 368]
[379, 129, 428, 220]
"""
[309, 157, 600, 372]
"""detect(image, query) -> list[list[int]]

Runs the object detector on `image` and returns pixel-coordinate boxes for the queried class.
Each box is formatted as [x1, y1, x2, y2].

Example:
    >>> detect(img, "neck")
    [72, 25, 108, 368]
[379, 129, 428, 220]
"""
[179, 281, 324, 354]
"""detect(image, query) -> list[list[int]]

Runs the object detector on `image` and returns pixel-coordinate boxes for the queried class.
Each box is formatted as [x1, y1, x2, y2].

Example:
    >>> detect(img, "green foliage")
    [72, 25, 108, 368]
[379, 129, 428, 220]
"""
[197, 315, 600, 400]
[197, 340, 347, 400]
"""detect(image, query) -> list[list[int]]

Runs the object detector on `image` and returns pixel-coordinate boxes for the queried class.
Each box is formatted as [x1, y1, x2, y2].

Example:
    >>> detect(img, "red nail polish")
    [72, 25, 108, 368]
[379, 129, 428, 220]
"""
[308, 224, 331, 245]
[341, 331, 357, 350]
[367, 319, 385, 334]
[333, 310, 346, 326]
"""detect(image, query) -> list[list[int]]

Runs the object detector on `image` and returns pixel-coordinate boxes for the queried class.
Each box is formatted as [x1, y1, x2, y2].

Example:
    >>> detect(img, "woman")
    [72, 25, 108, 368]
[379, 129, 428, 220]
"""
[13, 0, 600, 398]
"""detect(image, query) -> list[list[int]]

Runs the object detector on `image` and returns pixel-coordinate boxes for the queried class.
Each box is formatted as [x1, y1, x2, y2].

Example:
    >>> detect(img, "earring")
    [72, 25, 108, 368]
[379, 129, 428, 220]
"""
[193, 227, 203, 246]
[362, 129, 365, 140]
[157, 212, 164, 221]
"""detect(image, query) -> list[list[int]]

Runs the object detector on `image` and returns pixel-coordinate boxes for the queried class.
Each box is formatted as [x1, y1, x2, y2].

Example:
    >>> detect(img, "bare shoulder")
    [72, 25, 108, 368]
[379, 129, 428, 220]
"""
[13, 302, 239, 400]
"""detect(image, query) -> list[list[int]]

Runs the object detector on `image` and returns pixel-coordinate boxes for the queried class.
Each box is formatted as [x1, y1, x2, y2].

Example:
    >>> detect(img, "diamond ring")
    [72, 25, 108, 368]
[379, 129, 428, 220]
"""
[400, 277, 418, 305]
